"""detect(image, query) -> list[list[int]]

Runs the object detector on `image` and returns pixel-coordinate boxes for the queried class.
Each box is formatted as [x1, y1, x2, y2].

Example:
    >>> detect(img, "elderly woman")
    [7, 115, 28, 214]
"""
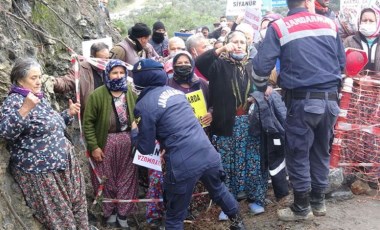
[84, 59, 138, 228]
[0, 58, 87, 229]
[196, 30, 268, 220]
[344, 7, 380, 75]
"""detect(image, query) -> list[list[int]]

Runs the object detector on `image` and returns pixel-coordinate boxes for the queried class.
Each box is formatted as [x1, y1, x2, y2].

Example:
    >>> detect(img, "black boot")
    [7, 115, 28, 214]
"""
[229, 214, 246, 230]
[310, 191, 326, 216]
[277, 191, 314, 221]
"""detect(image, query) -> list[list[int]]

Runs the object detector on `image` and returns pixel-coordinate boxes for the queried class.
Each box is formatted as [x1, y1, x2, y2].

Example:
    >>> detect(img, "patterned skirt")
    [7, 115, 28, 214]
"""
[90, 132, 138, 217]
[146, 169, 164, 223]
[213, 115, 268, 206]
[11, 144, 88, 230]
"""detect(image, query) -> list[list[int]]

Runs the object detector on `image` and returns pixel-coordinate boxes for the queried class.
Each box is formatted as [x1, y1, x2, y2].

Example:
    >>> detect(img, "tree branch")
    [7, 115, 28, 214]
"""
[4, 11, 71, 50]
[37, 0, 83, 39]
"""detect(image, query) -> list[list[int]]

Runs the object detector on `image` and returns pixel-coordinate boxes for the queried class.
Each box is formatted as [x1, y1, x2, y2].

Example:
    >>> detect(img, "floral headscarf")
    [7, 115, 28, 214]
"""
[104, 59, 128, 92]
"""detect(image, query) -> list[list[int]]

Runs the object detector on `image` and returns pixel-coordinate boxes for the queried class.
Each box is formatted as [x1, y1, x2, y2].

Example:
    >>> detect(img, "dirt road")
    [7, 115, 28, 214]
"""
[109, 0, 147, 20]
[191, 193, 380, 230]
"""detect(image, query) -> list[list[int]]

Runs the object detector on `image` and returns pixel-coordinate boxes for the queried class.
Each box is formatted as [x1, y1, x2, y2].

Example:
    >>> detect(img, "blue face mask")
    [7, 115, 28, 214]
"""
[230, 52, 247, 61]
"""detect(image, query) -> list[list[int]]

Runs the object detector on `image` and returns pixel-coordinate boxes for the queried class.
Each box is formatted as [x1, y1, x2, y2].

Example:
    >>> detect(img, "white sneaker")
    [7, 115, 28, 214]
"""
[106, 214, 117, 224]
[218, 210, 229, 221]
[117, 217, 130, 229]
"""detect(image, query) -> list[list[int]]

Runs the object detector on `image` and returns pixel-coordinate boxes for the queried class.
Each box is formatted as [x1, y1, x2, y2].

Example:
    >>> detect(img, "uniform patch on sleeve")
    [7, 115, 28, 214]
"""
[135, 116, 141, 125]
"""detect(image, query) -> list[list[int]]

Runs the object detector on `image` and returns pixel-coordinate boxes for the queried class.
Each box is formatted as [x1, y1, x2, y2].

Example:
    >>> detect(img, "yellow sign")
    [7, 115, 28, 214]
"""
[186, 90, 209, 127]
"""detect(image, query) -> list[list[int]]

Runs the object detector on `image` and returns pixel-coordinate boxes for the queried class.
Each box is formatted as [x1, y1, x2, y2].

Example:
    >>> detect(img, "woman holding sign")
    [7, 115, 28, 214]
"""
[83, 59, 138, 228]
[167, 51, 212, 127]
[196, 30, 268, 219]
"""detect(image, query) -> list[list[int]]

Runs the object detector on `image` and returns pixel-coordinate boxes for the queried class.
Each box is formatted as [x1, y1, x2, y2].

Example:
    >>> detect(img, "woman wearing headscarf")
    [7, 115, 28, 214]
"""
[84, 59, 138, 229]
[196, 30, 268, 220]
[168, 51, 212, 125]
[0, 58, 88, 229]
[259, 13, 283, 41]
[344, 7, 380, 75]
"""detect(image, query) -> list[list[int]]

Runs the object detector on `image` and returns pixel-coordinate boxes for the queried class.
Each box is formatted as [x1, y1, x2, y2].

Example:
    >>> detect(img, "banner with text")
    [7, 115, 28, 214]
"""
[133, 141, 162, 171]
[186, 90, 209, 128]
[82, 37, 112, 57]
[243, 7, 262, 43]
[226, 0, 262, 16]
[339, 0, 373, 35]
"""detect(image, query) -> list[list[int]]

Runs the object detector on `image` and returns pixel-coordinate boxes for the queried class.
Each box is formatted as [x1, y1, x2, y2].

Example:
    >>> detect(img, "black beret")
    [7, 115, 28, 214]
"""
[131, 23, 151, 38]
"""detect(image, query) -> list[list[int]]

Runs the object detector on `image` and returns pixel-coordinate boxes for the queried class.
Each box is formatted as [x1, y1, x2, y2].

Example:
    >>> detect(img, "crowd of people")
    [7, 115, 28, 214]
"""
[0, 0, 379, 229]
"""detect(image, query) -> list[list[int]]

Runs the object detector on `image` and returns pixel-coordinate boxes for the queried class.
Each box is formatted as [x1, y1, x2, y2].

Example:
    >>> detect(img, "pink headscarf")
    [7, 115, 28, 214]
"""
[359, 7, 380, 38]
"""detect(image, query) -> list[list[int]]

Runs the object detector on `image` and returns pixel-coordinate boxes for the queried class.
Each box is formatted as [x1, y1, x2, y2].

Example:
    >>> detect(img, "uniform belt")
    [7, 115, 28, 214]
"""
[290, 91, 338, 101]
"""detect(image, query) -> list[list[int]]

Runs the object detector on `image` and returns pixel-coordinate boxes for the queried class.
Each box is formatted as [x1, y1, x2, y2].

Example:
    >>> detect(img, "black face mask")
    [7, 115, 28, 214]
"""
[152, 31, 165, 44]
[173, 65, 193, 83]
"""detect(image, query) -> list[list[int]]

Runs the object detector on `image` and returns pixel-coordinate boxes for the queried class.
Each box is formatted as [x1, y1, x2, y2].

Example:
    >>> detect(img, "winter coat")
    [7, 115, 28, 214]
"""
[249, 90, 286, 140]
[344, 32, 380, 73]
[110, 37, 160, 67]
[132, 86, 221, 182]
[83, 84, 137, 152]
[195, 49, 255, 136]
[54, 61, 101, 116]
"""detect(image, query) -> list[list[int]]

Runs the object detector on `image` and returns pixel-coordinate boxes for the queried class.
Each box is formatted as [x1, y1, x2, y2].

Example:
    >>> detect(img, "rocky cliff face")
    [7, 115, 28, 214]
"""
[0, 0, 121, 228]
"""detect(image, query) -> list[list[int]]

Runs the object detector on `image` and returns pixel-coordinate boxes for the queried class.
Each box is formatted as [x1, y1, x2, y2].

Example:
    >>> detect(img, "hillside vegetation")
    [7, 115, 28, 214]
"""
[109, 0, 340, 37]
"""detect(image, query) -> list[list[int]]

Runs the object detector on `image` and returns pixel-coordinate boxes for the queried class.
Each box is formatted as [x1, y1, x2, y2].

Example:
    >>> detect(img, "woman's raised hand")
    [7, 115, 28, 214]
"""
[68, 99, 81, 117]
[19, 93, 40, 117]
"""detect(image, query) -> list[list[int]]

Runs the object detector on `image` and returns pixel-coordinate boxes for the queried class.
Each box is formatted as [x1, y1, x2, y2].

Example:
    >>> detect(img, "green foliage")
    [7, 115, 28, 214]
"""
[108, 0, 133, 10]
[272, 7, 288, 17]
[31, 2, 60, 35]
[271, 0, 340, 15]
[329, 0, 340, 12]
[133, 6, 218, 37]
[112, 19, 129, 35]
[111, 0, 227, 37]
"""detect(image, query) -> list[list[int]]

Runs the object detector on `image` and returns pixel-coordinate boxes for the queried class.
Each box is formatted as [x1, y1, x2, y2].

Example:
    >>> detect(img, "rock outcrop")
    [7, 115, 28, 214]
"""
[0, 0, 121, 228]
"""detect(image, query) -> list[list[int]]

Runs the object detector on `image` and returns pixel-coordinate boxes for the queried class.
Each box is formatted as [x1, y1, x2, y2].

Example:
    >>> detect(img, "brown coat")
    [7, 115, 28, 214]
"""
[343, 32, 380, 73]
[54, 61, 98, 116]
[109, 37, 160, 67]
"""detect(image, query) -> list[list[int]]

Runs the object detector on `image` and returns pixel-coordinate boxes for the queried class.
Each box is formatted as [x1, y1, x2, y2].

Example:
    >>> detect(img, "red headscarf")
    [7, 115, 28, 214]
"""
[315, 0, 329, 14]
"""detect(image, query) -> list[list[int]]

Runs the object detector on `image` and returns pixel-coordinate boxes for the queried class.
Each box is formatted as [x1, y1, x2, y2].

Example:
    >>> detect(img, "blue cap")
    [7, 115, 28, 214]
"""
[132, 59, 167, 89]
[132, 59, 163, 73]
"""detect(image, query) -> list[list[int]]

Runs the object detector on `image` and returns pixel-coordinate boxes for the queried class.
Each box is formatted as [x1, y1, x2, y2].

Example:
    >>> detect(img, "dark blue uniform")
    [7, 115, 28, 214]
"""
[252, 8, 346, 194]
[132, 86, 239, 229]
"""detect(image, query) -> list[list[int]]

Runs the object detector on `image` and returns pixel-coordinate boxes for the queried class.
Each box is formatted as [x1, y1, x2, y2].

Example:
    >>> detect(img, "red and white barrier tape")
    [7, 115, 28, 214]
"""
[338, 162, 380, 167]
[102, 192, 209, 203]
[336, 122, 380, 136]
